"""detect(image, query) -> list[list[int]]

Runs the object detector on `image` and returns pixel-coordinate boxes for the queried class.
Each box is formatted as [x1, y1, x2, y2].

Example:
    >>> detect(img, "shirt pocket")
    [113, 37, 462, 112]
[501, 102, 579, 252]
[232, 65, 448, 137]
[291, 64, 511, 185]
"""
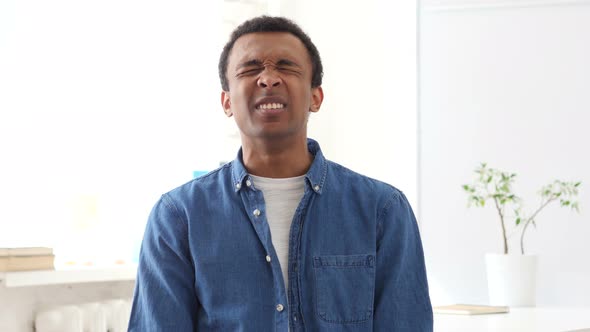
[313, 254, 375, 324]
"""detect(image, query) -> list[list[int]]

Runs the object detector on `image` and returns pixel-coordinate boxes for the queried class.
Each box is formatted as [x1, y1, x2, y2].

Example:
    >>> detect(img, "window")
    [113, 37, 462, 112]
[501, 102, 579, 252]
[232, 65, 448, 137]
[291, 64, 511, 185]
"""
[0, 0, 272, 266]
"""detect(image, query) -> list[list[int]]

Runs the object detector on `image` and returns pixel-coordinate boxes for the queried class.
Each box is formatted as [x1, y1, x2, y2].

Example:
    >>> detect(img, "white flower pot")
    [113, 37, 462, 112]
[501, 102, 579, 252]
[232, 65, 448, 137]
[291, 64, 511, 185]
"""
[485, 253, 538, 307]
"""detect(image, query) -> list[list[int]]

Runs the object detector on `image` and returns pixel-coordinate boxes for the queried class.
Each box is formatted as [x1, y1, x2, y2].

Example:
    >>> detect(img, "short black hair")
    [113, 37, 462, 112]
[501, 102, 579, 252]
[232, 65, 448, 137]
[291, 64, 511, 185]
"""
[218, 16, 323, 91]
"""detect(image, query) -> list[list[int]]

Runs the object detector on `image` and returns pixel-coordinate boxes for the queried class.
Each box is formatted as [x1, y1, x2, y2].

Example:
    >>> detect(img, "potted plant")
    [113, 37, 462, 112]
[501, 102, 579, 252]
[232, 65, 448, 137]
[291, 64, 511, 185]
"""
[462, 163, 581, 306]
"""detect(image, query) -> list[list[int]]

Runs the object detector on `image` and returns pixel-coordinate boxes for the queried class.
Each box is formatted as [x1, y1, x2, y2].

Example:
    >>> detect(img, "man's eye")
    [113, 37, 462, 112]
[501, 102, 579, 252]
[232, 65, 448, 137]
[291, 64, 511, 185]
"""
[239, 69, 261, 75]
[278, 67, 297, 73]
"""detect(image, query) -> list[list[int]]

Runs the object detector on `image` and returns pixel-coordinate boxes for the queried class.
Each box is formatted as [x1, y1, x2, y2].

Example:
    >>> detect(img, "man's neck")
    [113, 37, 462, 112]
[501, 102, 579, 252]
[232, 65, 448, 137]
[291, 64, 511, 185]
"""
[240, 137, 312, 178]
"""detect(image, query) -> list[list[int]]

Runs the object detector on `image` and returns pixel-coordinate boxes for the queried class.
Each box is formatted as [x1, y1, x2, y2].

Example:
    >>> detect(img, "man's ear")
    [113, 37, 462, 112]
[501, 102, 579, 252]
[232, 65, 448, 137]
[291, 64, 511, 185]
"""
[309, 86, 324, 113]
[221, 91, 232, 117]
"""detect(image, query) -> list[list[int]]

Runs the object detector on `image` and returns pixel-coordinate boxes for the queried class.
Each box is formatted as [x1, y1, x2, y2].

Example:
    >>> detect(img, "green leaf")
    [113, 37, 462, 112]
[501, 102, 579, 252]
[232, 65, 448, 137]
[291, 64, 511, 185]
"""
[516, 217, 521, 225]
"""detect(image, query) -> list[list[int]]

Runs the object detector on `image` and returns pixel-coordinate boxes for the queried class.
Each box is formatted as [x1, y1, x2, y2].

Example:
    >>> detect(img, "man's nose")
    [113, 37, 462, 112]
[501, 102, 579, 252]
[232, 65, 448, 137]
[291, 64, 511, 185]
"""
[257, 69, 282, 88]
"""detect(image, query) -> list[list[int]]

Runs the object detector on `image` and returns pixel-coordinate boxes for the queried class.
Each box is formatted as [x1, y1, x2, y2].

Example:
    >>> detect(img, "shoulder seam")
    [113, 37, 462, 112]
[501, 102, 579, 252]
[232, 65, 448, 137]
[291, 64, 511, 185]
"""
[376, 189, 403, 234]
[160, 193, 188, 227]
[326, 160, 399, 190]
[159, 193, 194, 265]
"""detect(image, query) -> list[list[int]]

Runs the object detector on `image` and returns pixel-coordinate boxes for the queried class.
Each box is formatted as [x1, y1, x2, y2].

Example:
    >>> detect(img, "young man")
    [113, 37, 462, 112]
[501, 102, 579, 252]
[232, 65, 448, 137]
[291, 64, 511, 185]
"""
[129, 16, 433, 331]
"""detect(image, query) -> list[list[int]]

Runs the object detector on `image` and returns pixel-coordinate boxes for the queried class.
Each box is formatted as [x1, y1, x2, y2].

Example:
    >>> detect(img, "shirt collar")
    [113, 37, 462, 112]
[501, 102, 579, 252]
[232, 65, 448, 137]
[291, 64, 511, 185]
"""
[231, 138, 327, 195]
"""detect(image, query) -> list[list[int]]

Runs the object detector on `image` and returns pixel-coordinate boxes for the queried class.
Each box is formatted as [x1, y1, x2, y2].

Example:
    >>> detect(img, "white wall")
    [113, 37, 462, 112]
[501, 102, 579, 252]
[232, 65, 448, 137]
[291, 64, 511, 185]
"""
[282, 0, 419, 207]
[0, 0, 225, 259]
[420, 1, 590, 306]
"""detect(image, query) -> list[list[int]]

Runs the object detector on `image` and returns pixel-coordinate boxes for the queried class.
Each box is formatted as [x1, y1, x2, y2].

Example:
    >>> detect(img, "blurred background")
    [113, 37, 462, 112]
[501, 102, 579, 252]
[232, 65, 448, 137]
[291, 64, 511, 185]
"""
[420, 0, 589, 307]
[0, 0, 588, 330]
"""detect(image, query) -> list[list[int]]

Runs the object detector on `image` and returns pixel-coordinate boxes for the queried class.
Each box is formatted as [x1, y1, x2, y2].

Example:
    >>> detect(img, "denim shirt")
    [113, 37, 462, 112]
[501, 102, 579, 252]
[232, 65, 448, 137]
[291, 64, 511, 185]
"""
[129, 139, 433, 331]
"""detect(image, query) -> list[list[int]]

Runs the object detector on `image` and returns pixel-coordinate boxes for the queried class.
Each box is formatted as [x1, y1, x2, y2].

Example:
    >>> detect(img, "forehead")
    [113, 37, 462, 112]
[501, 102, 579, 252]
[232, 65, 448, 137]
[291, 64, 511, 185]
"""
[228, 32, 311, 69]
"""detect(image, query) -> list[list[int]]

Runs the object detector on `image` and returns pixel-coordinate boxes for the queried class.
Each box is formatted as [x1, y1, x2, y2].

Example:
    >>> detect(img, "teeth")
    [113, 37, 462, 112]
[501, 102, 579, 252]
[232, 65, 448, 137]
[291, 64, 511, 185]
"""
[258, 103, 285, 110]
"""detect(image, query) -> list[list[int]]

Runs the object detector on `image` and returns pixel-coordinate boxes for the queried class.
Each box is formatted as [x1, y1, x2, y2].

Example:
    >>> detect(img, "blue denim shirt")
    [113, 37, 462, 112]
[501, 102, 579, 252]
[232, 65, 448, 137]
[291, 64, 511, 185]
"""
[129, 139, 433, 331]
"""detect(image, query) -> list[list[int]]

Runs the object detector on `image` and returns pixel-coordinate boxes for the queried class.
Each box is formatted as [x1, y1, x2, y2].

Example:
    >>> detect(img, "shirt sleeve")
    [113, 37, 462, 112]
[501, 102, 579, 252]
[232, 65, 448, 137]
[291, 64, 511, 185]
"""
[373, 190, 433, 331]
[128, 194, 199, 331]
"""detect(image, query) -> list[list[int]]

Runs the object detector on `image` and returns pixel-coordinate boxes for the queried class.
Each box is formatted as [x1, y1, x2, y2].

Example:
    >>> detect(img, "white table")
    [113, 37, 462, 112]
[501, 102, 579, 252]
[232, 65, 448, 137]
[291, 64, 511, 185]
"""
[434, 307, 590, 332]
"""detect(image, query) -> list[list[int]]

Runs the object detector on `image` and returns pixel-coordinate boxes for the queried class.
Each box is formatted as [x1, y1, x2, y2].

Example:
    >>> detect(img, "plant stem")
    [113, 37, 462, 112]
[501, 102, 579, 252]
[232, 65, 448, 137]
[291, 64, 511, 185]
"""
[519, 198, 555, 254]
[493, 197, 508, 254]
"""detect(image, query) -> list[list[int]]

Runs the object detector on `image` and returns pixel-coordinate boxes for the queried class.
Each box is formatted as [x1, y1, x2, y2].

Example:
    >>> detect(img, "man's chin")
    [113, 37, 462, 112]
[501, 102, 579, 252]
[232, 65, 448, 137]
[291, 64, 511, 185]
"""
[244, 129, 303, 142]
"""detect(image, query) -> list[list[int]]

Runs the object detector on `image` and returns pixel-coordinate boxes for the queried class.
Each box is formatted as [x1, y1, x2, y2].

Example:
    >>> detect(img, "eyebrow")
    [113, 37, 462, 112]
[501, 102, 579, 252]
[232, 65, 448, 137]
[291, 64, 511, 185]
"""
[237, 59, 263, 69]
[237, 58, 301, 69]
[276, 59, 299, 67]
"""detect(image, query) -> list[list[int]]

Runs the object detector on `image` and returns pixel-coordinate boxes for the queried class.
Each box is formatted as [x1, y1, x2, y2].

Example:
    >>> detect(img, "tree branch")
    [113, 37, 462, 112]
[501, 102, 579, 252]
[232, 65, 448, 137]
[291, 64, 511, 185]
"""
[519, 197, 556, 254]
[493, 196, 509, 254]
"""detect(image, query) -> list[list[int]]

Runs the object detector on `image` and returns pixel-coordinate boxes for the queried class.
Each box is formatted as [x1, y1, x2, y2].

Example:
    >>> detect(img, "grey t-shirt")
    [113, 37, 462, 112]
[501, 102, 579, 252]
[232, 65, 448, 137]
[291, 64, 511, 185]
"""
[249, 174, 305, 291]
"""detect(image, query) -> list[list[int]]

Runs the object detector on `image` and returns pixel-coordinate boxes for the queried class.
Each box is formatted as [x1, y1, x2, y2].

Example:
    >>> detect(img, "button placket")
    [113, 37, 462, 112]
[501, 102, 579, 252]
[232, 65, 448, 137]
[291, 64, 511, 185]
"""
[287, 190, 314, 330]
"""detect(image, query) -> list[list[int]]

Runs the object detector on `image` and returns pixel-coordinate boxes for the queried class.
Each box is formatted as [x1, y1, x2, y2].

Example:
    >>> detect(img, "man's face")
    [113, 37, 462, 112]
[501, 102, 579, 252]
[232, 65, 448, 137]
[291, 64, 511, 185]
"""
[221, 32, 323, 143]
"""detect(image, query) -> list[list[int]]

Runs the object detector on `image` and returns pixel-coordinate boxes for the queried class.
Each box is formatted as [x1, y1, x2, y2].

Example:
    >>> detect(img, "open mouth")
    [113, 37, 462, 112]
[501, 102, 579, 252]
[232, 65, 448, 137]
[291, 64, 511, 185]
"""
[256, 103, 286, 110]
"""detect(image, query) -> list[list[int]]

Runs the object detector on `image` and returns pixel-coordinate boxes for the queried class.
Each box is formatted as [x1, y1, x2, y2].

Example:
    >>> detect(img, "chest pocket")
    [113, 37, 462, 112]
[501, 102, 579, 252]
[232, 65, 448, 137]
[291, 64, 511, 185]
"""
[313, 254, 375, 324]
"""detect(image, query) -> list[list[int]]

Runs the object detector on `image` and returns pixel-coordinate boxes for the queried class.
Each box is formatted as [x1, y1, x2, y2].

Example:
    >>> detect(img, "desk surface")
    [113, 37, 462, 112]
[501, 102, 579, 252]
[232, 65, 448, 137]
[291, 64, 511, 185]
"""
[435, 307, 590, 332]
[0, 265, 137, 287]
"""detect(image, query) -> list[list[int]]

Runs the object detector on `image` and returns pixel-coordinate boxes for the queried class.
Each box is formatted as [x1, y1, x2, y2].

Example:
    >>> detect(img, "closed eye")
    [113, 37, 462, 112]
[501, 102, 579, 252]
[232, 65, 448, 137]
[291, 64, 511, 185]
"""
[276, 59, 301, 74]
[237, 68, 263, 76]
[277, 67, 301, 74]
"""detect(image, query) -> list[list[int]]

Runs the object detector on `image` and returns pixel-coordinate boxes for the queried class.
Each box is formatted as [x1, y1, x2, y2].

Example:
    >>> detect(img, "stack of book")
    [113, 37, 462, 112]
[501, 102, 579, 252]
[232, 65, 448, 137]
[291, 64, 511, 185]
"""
[0, 247, 55, 272]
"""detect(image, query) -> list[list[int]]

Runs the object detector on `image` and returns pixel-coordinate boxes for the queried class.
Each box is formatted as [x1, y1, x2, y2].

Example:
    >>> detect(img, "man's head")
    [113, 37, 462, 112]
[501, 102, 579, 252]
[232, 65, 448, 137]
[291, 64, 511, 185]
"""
[219, 16, 324, 143]
[218, 16, 323, 91]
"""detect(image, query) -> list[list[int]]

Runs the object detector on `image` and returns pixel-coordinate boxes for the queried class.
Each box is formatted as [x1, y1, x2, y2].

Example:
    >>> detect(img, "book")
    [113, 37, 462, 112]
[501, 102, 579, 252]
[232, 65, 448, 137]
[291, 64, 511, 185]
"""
[0, 254, 55, 272]
[0, 247, 54, 257]
[434, 304, 510, 315]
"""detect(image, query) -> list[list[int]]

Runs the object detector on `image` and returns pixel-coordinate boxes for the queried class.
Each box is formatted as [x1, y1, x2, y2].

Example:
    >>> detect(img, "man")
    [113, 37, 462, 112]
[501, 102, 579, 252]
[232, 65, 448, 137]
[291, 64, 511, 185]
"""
[129, 16, 432, 331]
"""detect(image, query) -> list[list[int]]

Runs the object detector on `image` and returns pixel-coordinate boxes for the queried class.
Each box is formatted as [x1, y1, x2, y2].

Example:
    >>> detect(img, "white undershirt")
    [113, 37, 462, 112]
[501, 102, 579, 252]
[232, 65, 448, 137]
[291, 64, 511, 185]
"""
[249, 174, 306, 292]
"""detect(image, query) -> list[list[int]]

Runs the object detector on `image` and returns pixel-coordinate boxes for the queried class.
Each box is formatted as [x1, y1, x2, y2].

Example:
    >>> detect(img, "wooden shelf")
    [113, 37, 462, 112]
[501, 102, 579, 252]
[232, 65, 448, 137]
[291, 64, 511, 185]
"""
[0, 265, 137, 288]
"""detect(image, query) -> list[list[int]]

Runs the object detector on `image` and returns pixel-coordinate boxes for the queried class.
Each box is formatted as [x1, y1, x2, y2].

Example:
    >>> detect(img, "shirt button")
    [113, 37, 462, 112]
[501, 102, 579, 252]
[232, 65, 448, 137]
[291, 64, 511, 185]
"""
[276, 304, 284, 312]
[253, 209, 261, 217]
[246, 179, 252, 187]
[235, 182, 241, 189]
[293, 315, 297, 321]
[313, 185, 320, 192]
[266, 255, 271, 262]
